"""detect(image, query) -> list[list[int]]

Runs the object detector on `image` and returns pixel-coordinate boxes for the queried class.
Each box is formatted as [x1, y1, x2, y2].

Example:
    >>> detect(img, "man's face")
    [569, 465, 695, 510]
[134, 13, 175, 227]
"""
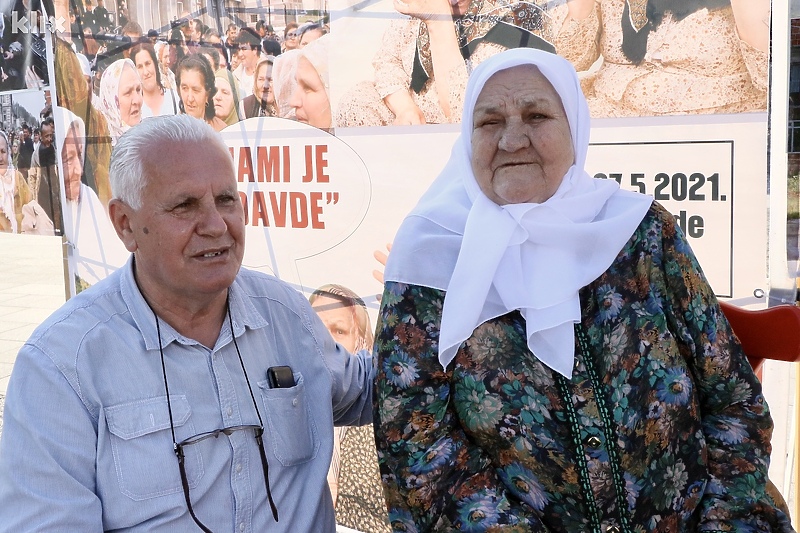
[21, 128, 29, 140]
[226, 25, 238, 43]
[61, 127, 83, 202]
[33, 131, 40, 143]
[40, 124, 54, 148]
[113, 140, 245, 306]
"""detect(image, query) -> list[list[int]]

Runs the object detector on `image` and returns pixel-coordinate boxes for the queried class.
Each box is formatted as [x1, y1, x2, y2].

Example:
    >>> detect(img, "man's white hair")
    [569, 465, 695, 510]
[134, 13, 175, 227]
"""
[109, 115, 231, 209]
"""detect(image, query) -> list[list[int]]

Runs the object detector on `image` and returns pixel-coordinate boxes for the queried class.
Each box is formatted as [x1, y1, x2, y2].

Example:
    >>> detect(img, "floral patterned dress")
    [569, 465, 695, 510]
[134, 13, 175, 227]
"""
[373, 203, 794, 532]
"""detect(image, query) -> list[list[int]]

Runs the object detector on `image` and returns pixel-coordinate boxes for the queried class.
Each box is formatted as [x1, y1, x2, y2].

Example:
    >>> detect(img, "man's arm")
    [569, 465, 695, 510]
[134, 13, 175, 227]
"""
[0, 344, 104, 532]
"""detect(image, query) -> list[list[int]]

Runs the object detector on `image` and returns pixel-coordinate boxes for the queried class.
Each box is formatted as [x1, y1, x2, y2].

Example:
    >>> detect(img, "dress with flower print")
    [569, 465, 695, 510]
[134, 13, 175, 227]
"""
[373, 202, 794, 532]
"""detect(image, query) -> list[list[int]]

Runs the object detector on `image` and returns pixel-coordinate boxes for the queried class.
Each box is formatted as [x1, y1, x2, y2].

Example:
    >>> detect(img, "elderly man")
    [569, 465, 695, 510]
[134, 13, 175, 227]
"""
[0, 114, 373, 531]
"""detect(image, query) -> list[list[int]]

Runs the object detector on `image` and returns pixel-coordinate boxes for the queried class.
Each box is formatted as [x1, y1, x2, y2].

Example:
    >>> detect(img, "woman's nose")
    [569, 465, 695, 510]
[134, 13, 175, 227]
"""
[497, 120, 531, 152]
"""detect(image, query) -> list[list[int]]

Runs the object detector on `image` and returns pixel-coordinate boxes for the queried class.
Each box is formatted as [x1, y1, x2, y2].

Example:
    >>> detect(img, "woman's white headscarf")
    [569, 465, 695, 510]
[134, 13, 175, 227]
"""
[384, 48, 653, 377]
[0, 131, 17, 233]
[98, 58, 139, 145]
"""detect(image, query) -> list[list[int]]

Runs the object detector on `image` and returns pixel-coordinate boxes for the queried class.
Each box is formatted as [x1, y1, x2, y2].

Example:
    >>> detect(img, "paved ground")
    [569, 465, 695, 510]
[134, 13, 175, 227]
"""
[0, 233, 67, 435]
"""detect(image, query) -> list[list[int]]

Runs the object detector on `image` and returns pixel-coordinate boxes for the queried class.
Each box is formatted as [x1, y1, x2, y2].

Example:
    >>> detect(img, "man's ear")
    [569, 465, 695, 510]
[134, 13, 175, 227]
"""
[108, 199, 138, 253]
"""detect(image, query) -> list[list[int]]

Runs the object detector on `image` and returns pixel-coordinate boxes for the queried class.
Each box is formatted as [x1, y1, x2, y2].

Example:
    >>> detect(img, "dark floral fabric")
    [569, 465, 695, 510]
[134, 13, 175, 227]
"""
[373, 203, 795, 532]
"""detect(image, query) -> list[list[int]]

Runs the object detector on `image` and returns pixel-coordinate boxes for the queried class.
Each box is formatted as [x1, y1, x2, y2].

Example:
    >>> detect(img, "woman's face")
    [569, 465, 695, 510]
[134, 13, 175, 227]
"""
[213, 76, 235, 120]
[289, 56, 330, 129]
[179, 68, 209, 119]
[299, 28, 323, 48]
[61, 127, 83, 202]
[470, 64, 574, 205]
[11, 142, 18, 155]
[311, 295, 358, 353]
[133, 49, 157, 93]
[255, 62, 273, 105]
[118, 64, 143, 127]
[0, 137, 8, 172]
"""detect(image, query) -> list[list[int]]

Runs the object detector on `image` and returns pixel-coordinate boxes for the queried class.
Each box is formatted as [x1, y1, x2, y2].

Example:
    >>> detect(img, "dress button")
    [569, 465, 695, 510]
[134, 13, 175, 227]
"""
[586, 435, 602, 448]
[606, 526, 621, 533]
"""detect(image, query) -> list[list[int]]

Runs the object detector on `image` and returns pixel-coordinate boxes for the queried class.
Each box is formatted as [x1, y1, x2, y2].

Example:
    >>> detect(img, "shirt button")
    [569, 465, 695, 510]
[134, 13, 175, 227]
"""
[239, 522, 245, 531]
[586, 436, 602, 448]
[292, 398, 298, 407]
[236, 463, 242, 473]
[226, 407, 233, 417]
[606, 526, 621, 533]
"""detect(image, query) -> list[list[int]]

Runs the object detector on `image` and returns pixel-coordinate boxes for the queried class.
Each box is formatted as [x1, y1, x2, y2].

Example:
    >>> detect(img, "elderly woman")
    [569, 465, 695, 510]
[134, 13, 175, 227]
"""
[289, 35, 331, 129]
[374, 48, 793, 531]
[240, 58, 277, 119]
[97, 58, 143, 146]
[176, 54, 226, 131]
[308, 285, 391, 533]
[212, 68, 242, 130]
[272, 50, 300, 119]
[0, 131, 31, 233]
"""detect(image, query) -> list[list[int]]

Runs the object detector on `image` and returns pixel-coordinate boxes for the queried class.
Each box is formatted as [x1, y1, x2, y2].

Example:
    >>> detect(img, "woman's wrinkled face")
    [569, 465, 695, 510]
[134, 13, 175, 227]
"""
[289, 56, 330, 129]
[255, 62, 273, 105]
[0, 136, 8, 171]
[61, 127, 83, 202]
[179, 68, 209, 119]
[118, 64, 143, 127]
[133, 49, 157, 93]
[213, 76, 235, 120]
[470, 64, 574, 205]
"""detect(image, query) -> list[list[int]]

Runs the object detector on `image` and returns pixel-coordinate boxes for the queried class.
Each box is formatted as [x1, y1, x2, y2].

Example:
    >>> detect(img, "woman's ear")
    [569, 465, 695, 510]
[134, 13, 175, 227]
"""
[108, 199, 138, 253]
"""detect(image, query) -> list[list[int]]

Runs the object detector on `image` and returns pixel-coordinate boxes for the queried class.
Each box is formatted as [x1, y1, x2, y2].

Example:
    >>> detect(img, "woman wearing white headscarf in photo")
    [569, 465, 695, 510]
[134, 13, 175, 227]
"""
[271, 49, 300, 119]
[55, 107, 129, 292]
[288, 36, 331, 129]
[374, 48, 793, 531]
[0, 131, 31, 233]
[97, 58, 143, 146]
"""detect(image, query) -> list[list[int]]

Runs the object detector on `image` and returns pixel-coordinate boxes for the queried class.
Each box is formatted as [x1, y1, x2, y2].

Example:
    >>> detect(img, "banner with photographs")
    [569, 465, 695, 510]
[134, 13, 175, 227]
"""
[41, 0, 771, 304]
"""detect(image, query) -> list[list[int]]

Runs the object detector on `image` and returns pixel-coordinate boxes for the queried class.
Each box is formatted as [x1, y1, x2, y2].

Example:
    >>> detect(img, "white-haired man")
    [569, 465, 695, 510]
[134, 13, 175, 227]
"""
[0, 114, 374, 531]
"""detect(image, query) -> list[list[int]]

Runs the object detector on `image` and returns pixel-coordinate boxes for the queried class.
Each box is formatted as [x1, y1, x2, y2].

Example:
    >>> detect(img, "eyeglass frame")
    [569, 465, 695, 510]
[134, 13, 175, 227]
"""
[148, 292, 279, 531]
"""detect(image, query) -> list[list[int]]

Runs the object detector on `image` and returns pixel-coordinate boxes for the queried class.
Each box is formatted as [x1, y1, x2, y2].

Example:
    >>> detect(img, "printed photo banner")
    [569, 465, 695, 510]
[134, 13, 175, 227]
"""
[36, 0, 772, 308]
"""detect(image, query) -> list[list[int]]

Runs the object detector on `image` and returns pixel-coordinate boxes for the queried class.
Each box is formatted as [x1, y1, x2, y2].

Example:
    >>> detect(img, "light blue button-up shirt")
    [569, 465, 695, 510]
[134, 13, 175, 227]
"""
[0, 259, 374, 532]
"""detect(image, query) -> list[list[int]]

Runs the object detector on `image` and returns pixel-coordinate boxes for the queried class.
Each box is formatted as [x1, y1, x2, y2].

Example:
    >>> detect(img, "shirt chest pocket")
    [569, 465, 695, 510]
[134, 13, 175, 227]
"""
[104, 396, 203, 501]
[257, 372, 319, 466]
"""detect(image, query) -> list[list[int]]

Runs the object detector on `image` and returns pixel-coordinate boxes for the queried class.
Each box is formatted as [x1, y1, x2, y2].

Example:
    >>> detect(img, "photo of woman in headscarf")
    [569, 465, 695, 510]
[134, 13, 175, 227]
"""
[308, 284, 390, 533]
[0, 131, 31, 234]
[272, 50, 300, 119]
[289, 35, 332, 130]
[240, 58, 277, 119]
[335, 0, 554, 127]
[213, 68, 242, 130]
[97, 58, 143, 146]
[553, 0, 769, 116]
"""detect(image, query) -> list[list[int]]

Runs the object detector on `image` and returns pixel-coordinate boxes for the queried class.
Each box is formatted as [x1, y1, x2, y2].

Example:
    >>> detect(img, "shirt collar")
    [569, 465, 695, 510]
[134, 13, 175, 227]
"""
[120, 258, 269, 352]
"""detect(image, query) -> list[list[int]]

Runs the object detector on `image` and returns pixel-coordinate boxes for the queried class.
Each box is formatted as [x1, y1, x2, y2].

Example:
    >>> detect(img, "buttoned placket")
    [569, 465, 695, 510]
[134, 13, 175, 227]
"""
[209, 319, 255, 533]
